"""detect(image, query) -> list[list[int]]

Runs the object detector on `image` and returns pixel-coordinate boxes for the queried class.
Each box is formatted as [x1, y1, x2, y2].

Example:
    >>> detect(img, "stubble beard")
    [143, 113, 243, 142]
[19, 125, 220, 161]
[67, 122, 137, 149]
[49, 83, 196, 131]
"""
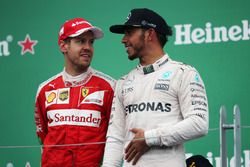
[128, 31, 146, 61]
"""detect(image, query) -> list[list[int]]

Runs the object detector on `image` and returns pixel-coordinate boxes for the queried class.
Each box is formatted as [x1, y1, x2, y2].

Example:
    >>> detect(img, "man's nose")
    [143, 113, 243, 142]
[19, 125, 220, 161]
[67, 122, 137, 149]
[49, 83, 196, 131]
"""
[83, 42, 92, 50]
[121, 35, 127, 44]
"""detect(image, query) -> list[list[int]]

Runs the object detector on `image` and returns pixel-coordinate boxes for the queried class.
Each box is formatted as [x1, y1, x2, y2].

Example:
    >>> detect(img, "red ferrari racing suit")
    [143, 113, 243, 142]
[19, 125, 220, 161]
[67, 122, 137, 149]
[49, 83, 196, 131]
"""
[35, 67, 115, 167]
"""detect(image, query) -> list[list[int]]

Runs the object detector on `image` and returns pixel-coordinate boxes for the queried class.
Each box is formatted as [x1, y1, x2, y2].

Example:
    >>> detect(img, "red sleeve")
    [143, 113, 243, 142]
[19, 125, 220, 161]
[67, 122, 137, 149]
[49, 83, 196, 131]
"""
[34, 88, 48, 144]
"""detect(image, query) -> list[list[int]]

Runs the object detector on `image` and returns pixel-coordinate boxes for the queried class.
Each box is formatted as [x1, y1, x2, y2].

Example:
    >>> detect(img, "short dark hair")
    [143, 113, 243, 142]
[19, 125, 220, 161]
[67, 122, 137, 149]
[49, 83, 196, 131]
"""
[156, 26, 173, 47]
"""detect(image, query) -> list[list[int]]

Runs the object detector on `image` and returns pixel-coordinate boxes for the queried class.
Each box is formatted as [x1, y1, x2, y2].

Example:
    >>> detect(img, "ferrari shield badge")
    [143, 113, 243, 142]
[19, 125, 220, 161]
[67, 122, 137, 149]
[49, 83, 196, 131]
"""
[82, 88, 89, 97]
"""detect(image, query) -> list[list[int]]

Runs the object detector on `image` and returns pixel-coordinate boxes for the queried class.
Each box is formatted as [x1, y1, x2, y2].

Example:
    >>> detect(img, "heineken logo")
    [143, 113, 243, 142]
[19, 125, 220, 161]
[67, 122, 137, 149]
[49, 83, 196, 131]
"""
[0, 35, 13, 56]
[174, 20, 250, 45]
[0, 34, 38, 57]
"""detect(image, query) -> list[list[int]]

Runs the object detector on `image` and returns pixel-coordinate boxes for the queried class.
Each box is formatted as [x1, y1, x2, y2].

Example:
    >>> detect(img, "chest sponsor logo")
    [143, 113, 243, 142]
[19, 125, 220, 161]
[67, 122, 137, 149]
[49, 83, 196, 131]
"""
[125, 102, 171, 115]
[59, 90, 69, 101]
[122, 87, 134, 95]
[47, 92, 56, 103]
[47, 109, 101, 127]
[57, 88, 70, 104]
[154, 83, 169, 91]
[81, 90, 104, 106]
[46, 90, 58, 107]
[162, 71, 172, 79]
[81, 88, 89, 97]
[45, 88, 70, 107]
[157, 71, 172, 82]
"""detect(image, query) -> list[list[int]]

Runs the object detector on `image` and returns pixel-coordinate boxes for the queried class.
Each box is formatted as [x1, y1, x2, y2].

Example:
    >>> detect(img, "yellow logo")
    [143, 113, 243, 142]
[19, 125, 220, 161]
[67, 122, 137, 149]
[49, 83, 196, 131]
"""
[82, 88, 89, 97]
[47, 92, 56, 103]
[59, 90, 69, 101]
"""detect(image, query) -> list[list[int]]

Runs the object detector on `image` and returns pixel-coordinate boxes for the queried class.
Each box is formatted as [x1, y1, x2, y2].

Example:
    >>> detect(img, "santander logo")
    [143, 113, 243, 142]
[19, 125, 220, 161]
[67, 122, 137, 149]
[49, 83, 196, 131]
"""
[47, 109, 101, 127]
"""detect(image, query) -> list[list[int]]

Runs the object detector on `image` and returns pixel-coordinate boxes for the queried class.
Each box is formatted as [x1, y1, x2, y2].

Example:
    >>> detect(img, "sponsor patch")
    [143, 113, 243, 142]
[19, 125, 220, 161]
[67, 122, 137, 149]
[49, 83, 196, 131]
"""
[162, 71, 172, 79]
[46, 88, 70, 107]
[192, 100, 207, 107]
[190, 82, 204, 89]
[45, 90, 57, 107]
[154, 83, 169, 91]
[194, 73, 200, 83]
[194, 107, 207, 112]
[190, 88, 205, 93]
[122, 87, 134, 95]
[125, 102, 171, 115]
[81, 88, 89, 97]
[59, 91, 68, 101]
[81, 90, 104, 106]
[57, 88, 70, 104]
[47, 109, 101, 127]
[143, 65, 154, 74]
[47, 92, 56, 103]
[191, 94, 207, 100]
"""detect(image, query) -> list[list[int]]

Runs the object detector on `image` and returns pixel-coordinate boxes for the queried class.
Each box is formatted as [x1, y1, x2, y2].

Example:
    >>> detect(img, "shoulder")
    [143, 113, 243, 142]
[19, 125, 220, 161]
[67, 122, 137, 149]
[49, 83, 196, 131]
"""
[168, 58, 198, 73]
[168, 59, 205, 88]
[116, 67, 136, 83]
[92, 69, 116, 89]
[117, 74, 128, 84]
[115, 68, 137, 89]
[36, 72, 62, 97]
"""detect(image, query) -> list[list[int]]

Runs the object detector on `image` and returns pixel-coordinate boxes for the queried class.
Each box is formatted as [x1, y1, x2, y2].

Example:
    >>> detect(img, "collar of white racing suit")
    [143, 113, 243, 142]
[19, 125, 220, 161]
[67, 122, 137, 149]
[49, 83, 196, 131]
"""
[136, 54, 169, 75]
[62, 67, 93, 87]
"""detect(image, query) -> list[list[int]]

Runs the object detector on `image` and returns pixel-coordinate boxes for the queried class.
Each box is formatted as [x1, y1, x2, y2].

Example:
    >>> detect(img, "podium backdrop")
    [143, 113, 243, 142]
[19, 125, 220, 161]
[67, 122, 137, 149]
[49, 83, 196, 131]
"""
[0, 0, 249, 166]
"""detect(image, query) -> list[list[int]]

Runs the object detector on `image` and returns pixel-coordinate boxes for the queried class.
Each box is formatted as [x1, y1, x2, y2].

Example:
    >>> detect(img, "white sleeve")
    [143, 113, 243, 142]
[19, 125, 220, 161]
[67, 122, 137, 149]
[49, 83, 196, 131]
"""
[102, 80, 125, 167]
[145, 67, 209, 147]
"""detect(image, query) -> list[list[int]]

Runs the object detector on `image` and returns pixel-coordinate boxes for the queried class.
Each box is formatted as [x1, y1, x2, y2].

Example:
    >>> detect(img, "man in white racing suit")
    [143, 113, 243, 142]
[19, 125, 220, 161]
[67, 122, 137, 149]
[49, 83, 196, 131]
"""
[102, 8, 209, 167]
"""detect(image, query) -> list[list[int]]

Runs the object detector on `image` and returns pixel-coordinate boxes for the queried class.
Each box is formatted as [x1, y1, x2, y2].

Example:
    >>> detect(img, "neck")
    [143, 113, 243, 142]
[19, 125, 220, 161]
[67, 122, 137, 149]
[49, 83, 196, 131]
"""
[139, 49, 165, 66]
[65, 66, 88, 76]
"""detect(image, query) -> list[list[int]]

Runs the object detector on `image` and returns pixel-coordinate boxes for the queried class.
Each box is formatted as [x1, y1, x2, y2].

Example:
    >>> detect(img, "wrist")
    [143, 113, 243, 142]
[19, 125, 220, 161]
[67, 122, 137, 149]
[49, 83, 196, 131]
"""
[144, 129, 160, 146]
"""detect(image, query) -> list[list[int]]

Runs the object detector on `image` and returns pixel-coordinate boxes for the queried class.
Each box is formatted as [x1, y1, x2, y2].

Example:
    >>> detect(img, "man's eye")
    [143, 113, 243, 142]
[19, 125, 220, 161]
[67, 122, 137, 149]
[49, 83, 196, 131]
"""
[75, 39, 84, 43]
[79, 39, 85, 43]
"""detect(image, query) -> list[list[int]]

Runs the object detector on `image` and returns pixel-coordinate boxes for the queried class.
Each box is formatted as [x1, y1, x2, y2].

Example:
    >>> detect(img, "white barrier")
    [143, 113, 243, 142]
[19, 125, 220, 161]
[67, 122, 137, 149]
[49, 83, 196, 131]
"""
[220, 105, 241, 167]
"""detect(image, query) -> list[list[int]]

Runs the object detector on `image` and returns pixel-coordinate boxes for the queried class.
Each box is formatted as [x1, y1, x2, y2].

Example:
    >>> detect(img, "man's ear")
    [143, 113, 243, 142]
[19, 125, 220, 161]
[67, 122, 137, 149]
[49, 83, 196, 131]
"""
[145, 28, 155, 41]
[59, 40, 68, 53]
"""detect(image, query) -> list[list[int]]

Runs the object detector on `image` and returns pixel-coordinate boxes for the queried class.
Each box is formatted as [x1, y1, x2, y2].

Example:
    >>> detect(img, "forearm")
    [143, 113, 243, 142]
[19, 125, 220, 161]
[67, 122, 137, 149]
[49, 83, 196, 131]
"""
[102, 136, 124, 167]
[145, 115, 208, 147]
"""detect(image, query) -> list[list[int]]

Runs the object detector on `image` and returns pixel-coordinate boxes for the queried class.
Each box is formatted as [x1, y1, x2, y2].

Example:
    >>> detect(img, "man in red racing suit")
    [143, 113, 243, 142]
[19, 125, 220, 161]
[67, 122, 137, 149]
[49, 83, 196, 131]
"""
[34, 18, 115, 167]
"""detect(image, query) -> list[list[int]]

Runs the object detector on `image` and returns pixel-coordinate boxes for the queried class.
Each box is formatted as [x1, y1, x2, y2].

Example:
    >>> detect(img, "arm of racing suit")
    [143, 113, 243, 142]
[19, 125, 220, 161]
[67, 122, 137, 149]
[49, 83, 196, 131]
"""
[102, 79, 126, 167]
[34, 86, 48, 145]
[145, 66, 209, 147]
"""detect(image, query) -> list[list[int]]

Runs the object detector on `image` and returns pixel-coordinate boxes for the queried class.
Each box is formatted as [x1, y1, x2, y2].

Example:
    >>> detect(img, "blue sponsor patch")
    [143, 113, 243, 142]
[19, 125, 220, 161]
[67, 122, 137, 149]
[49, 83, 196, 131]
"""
[195, 73, 200, 83]
[162, 71, 172, 79]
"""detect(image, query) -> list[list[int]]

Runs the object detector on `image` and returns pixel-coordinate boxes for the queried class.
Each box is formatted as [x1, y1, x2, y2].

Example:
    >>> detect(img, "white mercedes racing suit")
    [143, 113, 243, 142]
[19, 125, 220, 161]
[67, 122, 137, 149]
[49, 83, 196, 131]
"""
[102, 54, 208, 167]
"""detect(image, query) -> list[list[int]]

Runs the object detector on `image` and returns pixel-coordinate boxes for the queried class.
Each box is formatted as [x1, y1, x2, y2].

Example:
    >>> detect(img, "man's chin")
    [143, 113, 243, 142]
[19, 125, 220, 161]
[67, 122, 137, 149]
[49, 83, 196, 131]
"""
[128, 54, 138, 61]
[78, 64, 90, 71]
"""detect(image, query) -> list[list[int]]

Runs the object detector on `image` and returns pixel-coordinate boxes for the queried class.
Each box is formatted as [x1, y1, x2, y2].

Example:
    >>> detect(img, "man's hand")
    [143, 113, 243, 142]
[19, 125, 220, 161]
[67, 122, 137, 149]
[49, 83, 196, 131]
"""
[125, 128, 150, 165]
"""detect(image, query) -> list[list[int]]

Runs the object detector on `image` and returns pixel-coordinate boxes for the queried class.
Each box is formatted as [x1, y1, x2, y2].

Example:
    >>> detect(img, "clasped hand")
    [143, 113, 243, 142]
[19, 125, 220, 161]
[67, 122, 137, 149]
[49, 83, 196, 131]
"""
[125, 128, 150, 165]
